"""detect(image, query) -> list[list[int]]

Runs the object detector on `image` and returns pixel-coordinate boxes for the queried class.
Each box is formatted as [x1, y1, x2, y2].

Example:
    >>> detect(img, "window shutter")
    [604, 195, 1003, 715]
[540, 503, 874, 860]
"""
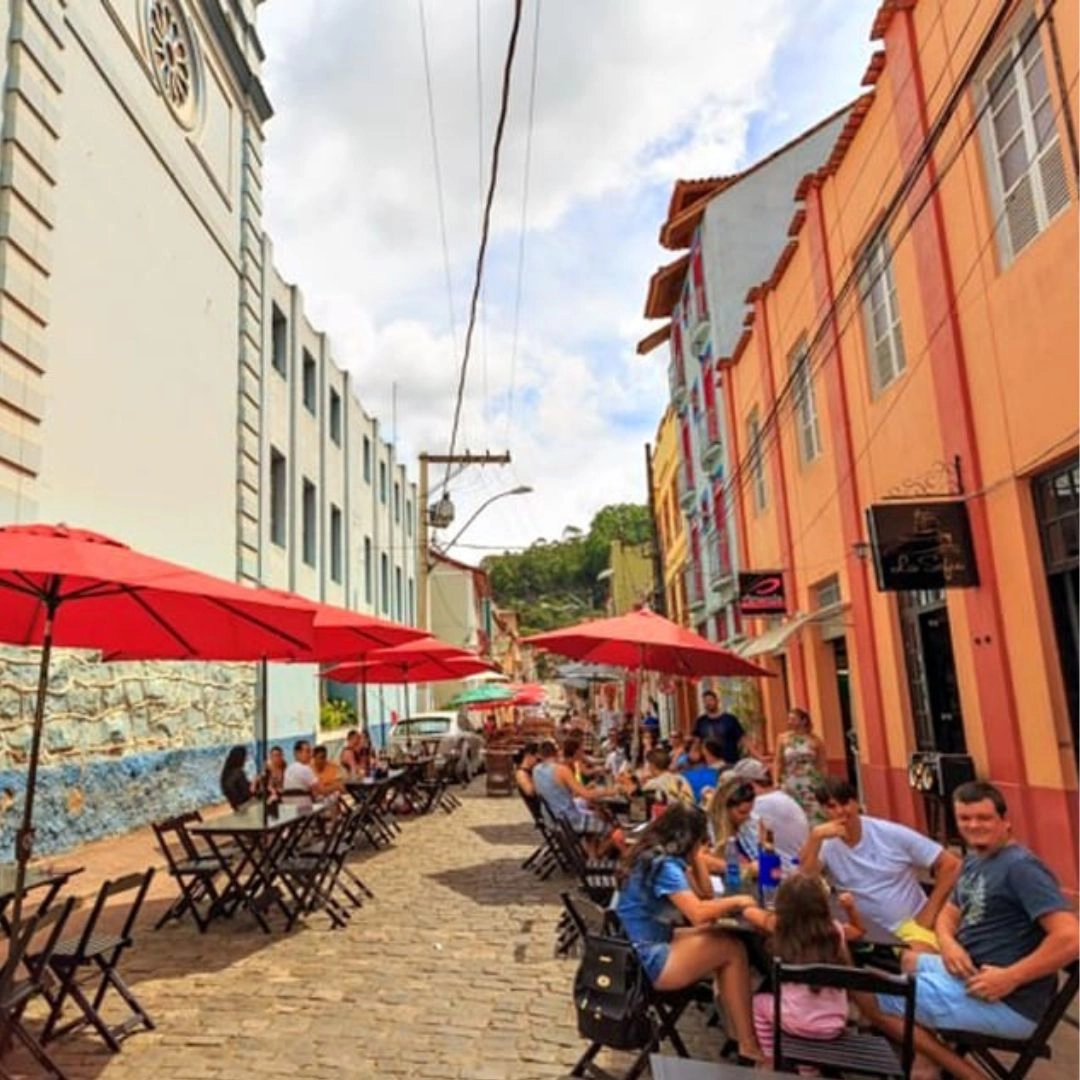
[1039, 140, 1070, 218]
[1005, 172, 1040, 256]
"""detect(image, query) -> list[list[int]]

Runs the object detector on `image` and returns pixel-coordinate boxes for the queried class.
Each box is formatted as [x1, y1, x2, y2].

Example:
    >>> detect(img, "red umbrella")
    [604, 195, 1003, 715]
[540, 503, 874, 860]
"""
[323, 637, 494, 686]
[0, 523, 319, 941]
[523, 608, 771, 678]
[510, 683, 547, 706]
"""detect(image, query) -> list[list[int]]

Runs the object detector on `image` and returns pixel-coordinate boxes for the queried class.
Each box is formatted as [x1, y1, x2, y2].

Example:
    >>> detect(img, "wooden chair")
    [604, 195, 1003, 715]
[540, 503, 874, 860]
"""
[152, 811, 225, 932]
[772, 959, 916, 1078]
[939, 960, 1079, 1080]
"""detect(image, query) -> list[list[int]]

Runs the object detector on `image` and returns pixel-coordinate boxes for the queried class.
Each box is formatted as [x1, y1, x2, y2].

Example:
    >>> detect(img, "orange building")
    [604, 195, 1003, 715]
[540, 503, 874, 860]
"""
[719, 0, 1077, 889]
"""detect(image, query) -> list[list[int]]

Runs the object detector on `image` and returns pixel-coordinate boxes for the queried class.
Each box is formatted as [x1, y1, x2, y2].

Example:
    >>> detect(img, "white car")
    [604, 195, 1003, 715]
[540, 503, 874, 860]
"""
[387, 711, 485, 780]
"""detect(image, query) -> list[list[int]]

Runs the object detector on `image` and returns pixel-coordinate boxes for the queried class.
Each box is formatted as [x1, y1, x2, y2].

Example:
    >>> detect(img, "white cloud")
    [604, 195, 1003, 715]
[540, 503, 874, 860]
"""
[256, 0, 880, 557]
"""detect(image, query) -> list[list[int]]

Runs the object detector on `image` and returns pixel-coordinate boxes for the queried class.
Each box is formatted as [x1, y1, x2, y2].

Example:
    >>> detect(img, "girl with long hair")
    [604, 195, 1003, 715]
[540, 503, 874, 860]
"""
[220, 744, 255, 811]
[615, 802, 769, 1062]
[702, 778, 759, 880]
[751, 872, 865, 1061]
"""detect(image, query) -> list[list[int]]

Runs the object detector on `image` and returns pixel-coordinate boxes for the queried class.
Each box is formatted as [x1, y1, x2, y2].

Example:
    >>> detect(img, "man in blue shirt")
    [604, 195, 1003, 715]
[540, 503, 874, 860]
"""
[863, 781, 1079, 1080]
[691, 691, 745, 767]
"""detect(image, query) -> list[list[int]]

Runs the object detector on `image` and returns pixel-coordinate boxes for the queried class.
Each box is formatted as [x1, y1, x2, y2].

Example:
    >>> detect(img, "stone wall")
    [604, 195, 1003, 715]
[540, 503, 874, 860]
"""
[0, 646, 258, 858]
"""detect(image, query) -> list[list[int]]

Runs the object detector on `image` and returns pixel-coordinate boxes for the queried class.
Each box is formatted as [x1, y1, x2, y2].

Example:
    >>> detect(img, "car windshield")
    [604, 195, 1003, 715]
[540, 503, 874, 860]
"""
[396, 718, 451, 736]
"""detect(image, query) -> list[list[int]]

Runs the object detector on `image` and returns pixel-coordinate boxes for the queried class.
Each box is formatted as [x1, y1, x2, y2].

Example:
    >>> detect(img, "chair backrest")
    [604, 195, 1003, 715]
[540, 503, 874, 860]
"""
[1025, 960, 1080, 1054]
[74, 868, 156, 960]
[773, 959, 916, 1077]
[2, 896, 76, 1001]
[152, 812, 204, 867]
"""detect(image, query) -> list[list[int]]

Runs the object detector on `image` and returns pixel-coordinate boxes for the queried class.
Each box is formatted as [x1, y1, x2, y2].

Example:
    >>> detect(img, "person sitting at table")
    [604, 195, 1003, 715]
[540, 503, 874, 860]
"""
[723, 757, 808, 866]
[801, 776, 961, 956]
[265, 745, 286, 794]
[641, 748, 695, 806]
[704, 777, 759, 878]
[615, 801, 767, 1064]
[603, 731, 628, 780]
[751, 872, 866, 1064]
[311, 745, 345, 795]
[855, 781, 1079, 1080]
[532, 739, 622, 858]
[220, 745, 257, 811]
[282, 740, 331, 810]
[668, 731, 689, 772]
[682, 737, 725, 804]
[514, 742, 539, 798]
[339, 729, 372, 778]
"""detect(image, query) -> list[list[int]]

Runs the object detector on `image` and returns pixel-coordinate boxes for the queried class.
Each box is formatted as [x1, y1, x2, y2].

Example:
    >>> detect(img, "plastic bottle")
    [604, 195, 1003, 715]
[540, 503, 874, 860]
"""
[724, 837, 742, 894]
[757, 828, 782, 907]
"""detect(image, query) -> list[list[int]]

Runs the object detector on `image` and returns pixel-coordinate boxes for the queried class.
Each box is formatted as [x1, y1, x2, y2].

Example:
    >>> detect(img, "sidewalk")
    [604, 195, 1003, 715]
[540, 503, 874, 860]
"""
[3, 790, 1077, 1079]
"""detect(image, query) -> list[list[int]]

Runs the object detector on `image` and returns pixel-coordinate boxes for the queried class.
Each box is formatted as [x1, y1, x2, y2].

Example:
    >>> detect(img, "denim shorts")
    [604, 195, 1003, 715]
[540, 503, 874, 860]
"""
[877, 954, 1035, 1039]
[634, 941, 670, 984]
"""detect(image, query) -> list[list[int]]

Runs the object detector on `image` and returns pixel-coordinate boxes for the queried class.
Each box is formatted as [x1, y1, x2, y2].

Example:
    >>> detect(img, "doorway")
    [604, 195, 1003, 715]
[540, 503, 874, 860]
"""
[829, 636, 861, 797]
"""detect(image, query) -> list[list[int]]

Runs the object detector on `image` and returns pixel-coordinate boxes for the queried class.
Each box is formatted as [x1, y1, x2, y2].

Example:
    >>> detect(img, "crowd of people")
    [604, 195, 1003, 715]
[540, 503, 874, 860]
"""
[522, 692, 1078, 1077]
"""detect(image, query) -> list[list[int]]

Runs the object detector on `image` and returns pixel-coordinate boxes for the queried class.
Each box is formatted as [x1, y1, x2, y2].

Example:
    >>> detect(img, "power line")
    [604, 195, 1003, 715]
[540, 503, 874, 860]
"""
[504, 0, 542, 446]
[475, 0, 490, 434]
[417, 0, 459, 357]
[443, 0, 526, 489]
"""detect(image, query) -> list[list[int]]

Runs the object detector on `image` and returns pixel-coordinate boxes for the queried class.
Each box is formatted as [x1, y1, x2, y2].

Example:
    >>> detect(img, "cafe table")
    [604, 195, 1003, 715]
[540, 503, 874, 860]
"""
[189, 802, 325, 933]
[0, 863, 84, 938]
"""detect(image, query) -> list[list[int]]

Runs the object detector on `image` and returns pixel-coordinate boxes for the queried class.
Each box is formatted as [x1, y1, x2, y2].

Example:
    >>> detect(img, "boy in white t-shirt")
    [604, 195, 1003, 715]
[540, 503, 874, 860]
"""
[800, 776, 961, 961]
[282, 739, 330, 810]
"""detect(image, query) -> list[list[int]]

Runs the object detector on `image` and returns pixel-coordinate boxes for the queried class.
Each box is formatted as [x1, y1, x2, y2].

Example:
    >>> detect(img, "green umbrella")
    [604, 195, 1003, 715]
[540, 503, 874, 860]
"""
[447, 683, 514, 707]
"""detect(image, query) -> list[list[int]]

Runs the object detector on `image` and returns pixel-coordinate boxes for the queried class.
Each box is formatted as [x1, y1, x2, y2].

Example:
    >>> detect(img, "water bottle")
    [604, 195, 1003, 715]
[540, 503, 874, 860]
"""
[757, 828, 782, 908]
[724, 837, 742, 894]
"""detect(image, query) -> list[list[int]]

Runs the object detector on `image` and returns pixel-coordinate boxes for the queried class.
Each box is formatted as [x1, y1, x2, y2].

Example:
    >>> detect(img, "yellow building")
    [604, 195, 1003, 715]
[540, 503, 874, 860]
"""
[609, 540, 655, 616]
[651, 406, 689, 625]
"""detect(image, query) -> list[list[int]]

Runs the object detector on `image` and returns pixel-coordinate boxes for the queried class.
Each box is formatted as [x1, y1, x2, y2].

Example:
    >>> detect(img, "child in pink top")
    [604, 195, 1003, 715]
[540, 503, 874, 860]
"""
[752, 873, 866, 1062]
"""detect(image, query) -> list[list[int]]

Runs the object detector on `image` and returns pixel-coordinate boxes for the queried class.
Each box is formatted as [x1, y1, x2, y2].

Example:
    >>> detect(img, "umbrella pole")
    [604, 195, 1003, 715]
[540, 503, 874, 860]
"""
[10, 582, 60, 944]
[360, 669, 369, 739]
[258, 657, 269, 784]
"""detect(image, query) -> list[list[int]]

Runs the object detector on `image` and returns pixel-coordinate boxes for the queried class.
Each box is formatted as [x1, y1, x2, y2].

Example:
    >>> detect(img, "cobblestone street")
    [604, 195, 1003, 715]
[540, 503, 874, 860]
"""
[5, 787, 1076, 1079]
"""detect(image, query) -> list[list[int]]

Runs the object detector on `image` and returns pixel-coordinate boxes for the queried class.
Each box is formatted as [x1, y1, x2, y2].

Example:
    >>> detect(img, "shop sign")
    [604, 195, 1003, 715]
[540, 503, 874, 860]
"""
[867, 501, 979, 591]
[738, 571, 786, 615]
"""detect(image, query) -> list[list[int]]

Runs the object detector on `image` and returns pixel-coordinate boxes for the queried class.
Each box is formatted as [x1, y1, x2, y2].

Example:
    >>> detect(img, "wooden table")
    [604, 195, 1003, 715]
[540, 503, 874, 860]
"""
[649, 1055, 790, 1080]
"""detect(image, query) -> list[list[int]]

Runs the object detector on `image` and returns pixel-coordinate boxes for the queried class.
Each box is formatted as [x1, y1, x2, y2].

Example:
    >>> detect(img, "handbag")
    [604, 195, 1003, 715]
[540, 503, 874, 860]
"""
[573, 934, 654, 1050]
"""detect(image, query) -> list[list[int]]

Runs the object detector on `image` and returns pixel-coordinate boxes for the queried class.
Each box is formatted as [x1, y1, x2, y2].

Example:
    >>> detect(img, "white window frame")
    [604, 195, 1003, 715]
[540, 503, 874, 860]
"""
[978, 9, 1071, 265]
[858, 234, 906, 397]
[789, 338, 822, 464]
[747, 407, 767, 512]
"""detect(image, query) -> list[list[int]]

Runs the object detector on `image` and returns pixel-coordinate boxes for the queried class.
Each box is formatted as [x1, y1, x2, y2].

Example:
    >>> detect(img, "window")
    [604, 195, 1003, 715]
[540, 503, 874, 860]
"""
[379, 462, 387, 504]
[408, 578, 415, 624]
[858, 235, 906, 395]
[393, 481, 401, 523]
[814, 575, 842, 610]
[406, 500, 413, 537]
[981, 14, 1070, 263]
[271, 305, 287, 377]
[302, 479, 316, 567]
[747, 407, 767, 512]
[362, 436, 372, 483]
[329, 504, 343, 583]
[302, 350, 317, 415]
[269, 447, 287, 547]
[363, 536, 373, 604]
[395, 566, 403, 619]
[789, 338, 822, 463]
[380, 553, 389, 614]
[329, 388, 342, 446]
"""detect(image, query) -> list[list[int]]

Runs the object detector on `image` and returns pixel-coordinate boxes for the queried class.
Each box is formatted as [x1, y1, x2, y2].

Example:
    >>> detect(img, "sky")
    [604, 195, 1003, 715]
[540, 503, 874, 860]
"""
[256, 0, 882, 562]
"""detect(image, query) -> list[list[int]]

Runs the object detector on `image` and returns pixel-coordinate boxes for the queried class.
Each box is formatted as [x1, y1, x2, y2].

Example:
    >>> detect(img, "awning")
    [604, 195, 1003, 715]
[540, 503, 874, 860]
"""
[736, 602, 851, 659]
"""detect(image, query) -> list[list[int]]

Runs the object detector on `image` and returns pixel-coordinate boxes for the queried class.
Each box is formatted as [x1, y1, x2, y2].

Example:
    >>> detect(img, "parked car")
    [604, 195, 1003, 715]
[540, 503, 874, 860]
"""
[387, 711, 485, 780]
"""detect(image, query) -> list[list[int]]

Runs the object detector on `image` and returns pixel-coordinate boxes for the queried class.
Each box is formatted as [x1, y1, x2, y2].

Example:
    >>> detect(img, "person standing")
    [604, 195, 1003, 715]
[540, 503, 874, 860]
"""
[774, 707, 827, 820]
[692, 690, 746, 768]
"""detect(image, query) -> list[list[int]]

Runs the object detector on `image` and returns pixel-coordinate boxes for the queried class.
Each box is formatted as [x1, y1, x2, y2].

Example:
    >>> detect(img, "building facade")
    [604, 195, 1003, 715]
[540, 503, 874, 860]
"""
[0, 0, 416, 854]
[650, 405, 689, 628]
[717, 0, 1077, 888]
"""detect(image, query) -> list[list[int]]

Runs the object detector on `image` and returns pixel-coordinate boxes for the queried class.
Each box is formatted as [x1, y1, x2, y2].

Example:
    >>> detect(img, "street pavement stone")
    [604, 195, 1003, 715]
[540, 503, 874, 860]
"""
[3, 786, 1077, 1079]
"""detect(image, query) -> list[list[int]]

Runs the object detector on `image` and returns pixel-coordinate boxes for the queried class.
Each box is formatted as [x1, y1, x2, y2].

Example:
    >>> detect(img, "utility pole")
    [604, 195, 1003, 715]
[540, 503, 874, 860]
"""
[417, 450, 511, 634]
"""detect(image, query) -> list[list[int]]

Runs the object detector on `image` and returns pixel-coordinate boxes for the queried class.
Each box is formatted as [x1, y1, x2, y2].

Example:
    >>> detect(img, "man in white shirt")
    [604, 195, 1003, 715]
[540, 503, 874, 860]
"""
[282, 740, 328, 810]
[725, 756, 808, 863]
[801, 776, 961, 959]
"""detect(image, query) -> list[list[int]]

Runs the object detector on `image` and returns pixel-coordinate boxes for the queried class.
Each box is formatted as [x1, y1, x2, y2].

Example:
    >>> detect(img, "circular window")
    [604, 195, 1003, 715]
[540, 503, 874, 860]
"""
[145, 0, 201, 130]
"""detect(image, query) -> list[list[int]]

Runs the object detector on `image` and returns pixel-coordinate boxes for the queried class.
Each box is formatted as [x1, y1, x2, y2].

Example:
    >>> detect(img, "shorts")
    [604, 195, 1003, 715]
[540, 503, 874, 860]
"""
[894, 919, 939, 949]
[569, 809, 609, 836]
[634, 941, 670, 984]
[877, 954, 1036, 1039]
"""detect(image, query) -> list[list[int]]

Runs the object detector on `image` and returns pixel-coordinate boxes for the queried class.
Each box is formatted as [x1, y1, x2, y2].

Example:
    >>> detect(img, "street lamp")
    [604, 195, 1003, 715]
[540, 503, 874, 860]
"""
[431, 485, 533, 561]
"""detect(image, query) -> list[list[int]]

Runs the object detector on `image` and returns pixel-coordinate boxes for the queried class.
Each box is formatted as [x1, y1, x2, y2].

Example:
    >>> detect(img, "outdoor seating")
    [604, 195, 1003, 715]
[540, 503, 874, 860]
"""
[519, 790, 566, 879]
[771, 959, 916, 1078]
[152, 811, 227, 933]
[278, 808, 357, 929]
[0, 896, 76, 1080]
[38, 868, 156, 1053]
[938, 959, 1079, 1080]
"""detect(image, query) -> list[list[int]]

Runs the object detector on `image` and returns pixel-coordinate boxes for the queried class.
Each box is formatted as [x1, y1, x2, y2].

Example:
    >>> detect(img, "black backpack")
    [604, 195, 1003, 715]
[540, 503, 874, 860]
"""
[573, 934, 654, 1050]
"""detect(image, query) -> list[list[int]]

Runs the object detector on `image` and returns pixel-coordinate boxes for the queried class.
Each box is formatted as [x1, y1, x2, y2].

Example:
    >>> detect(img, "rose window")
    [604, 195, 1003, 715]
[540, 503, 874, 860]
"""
[146, 0, 201, 130]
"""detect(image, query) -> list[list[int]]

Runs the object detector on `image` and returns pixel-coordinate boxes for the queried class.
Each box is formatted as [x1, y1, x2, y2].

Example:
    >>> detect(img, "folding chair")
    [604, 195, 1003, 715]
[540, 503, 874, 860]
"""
[939, 960, 1079, 1080]
[772, 959, 916, 1078]
[152, 812, 226, 932]
[277, 809, 355, 930]
[39, 869, 156, 1052]
[519, 790, 566, 878]
[0, 897, 76, 1080]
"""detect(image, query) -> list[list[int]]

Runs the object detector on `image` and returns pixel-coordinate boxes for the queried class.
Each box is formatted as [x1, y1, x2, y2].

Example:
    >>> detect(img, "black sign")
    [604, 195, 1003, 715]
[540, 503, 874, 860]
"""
[738, 571, 786, 615]
[867, 501, 978, 591]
